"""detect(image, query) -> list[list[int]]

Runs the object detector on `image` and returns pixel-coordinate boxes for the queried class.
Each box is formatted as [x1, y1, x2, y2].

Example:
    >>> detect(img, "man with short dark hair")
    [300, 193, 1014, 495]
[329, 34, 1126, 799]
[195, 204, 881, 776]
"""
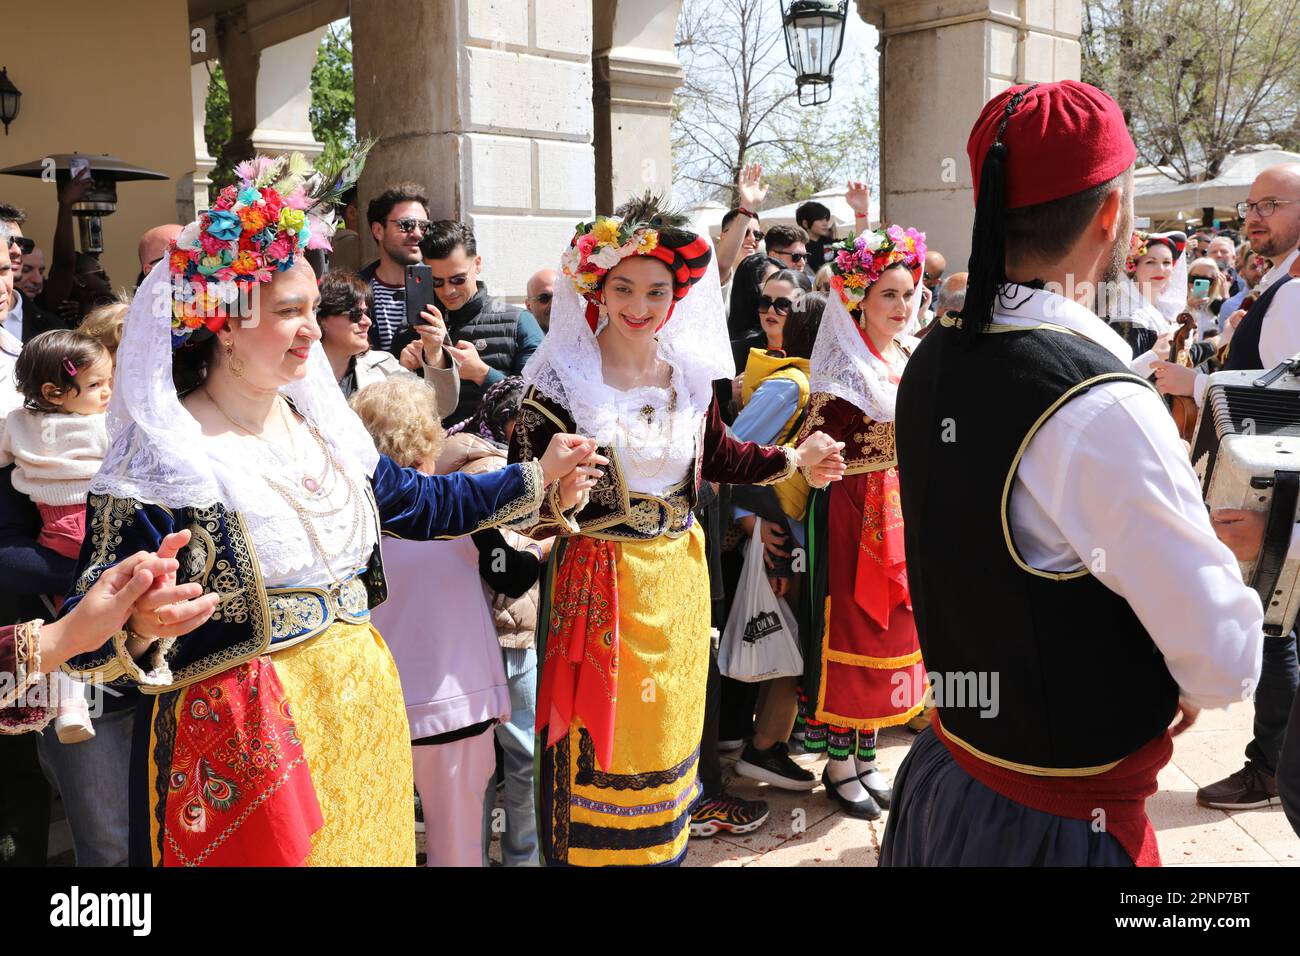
[763, 223, 809, 271]
[797, 199, 835, 272]
[0, 203, 66, 342]
[359, 182, 433, 352]
[885, 81, 1263, 867]
[399, 220, 544, 425]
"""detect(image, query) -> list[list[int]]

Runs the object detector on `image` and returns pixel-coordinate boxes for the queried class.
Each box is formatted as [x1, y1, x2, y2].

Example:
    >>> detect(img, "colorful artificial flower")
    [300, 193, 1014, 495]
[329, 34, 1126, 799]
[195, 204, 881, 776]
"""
[165, 149, 361, 348]
[826, 226, 927, 312]
[561, 215, 665, 299]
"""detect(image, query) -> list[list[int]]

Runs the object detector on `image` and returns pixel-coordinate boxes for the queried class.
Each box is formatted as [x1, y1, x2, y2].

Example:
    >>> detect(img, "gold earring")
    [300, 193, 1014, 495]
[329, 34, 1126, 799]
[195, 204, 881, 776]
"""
[224, 338, 245, 378]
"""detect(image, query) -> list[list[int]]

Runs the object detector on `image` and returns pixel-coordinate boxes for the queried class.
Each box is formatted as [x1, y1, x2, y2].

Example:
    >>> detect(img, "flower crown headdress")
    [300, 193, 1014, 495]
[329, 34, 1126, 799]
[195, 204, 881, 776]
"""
[166, 146, 370, 348]
[1126, 230, 1186, 275]
[827, 225, 927, 313]
[560, 193, 712, 331]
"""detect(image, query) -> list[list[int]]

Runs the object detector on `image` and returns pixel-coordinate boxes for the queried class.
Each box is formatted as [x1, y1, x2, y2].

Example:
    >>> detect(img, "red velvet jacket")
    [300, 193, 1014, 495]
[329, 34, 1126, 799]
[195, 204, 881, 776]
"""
[797, 392, 896, 476]
[508, 386, 797, 540]
[0, 624, 50, 734]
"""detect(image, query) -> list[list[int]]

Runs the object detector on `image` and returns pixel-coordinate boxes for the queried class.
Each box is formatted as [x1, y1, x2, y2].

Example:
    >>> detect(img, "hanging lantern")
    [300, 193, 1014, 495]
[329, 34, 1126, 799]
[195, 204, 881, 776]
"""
[781, 0, 848, 107]
[0, 68, 21, 135]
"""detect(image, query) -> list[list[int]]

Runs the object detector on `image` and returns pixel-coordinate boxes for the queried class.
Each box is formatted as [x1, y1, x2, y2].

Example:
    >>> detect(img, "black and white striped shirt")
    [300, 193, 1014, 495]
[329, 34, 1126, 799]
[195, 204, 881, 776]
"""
[369, 276, 405, 352]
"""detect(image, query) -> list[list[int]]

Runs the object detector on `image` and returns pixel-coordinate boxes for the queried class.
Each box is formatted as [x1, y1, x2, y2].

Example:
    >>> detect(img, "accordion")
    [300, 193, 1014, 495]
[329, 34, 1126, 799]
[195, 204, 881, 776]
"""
[1192, 362, 1300, 635]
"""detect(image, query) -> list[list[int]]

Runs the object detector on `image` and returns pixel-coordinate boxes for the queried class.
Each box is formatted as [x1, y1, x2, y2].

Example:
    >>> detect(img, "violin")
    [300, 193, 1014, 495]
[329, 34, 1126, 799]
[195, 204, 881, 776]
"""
[1168, 311, 1199, 441]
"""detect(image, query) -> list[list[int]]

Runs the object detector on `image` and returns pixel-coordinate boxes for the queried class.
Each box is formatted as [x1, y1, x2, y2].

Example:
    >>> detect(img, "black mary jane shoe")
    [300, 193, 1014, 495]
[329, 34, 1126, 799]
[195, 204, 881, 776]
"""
[821, 765, 882, 821]
[856, 771, 892, 810]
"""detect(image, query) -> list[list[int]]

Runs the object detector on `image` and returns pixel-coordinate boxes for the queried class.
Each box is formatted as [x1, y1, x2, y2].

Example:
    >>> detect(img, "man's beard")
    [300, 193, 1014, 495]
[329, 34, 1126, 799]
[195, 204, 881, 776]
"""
[1252, 227, 1299, 260]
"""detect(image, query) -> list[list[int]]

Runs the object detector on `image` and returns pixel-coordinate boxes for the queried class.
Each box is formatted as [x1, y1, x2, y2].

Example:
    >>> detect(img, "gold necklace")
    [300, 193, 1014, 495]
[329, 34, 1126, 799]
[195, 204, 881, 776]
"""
[619, 385, 678, 480]
[204, 390, 366, 586]
[205, 391, 329, 497]
[263, 423, 367, 588]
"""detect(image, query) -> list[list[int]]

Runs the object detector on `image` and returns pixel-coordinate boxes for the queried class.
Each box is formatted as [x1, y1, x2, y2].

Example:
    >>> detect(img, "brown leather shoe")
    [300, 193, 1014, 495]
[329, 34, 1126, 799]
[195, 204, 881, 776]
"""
[1195, 761, 1279, 810]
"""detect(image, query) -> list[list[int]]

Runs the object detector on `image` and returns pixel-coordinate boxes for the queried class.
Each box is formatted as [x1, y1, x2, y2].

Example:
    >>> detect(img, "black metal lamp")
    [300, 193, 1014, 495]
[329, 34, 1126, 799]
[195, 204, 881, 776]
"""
[780, 0, 849, 107]
[0, 67, 20, 135]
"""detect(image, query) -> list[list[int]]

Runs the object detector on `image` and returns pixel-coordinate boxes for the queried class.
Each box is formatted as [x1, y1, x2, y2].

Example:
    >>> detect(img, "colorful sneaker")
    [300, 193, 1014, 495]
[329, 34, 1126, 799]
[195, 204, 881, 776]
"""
[689, 793, 770, 838]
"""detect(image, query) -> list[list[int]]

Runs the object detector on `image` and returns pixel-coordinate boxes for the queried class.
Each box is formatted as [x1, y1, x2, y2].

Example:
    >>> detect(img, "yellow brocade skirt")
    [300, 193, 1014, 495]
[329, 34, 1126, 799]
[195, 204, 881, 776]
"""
[540, 525, 710, 867]
[147, 621, 414, 867]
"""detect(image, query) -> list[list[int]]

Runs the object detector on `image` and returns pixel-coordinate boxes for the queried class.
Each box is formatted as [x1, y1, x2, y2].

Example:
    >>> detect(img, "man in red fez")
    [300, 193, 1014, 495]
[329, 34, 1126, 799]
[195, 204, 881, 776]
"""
[884, 81, 1264, 867]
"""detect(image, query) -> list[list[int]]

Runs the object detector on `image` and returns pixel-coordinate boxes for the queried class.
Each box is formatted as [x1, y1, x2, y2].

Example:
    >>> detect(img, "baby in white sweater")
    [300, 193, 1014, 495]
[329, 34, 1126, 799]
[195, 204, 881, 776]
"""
[0, 330, 113, 743]
[0, 330, 111, 560]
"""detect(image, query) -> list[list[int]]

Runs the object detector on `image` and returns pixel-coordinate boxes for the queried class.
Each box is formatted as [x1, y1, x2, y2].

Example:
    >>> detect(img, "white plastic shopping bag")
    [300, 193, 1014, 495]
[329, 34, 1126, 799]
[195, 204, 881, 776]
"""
[718, 519, 803, 682]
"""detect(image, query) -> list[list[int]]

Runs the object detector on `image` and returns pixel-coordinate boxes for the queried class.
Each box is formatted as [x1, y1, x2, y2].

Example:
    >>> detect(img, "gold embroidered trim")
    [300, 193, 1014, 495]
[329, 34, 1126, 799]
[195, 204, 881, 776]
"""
[938, 722, 1123, 777]
[754, 445, 799, 486]
[822, 647, 924, 669]
[1001, 371, 1157, 581]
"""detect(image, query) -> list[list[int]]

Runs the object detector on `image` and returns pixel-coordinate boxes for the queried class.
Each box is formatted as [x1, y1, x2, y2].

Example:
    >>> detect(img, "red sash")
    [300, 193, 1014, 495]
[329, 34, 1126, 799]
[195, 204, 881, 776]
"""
[853, 466, 909, 628]
[932, 709, 1172, 866]
[536, 537, 620, 770]
[163, 657, 323, 867]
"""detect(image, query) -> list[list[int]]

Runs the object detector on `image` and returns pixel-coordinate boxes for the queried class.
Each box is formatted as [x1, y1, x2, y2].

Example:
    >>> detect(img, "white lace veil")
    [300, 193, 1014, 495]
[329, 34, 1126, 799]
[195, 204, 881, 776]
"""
[1113, 275, 1172, 333]
[809, 290, 916, 424]
[1155, 234, 1189, 322]
[522, 237, 735, 455]
[92, 263, 380, 514]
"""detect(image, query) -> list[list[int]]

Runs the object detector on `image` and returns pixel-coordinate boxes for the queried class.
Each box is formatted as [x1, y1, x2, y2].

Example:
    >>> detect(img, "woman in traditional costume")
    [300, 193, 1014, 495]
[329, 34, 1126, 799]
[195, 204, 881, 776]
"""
[796, 226, 929, 820]
[508, 202, 845, 866]
[61, 154, 595, 867]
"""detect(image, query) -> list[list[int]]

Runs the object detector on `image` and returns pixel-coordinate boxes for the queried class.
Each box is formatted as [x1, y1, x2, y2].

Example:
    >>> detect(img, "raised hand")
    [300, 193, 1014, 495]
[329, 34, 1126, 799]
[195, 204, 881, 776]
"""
[738, 162, 769, 209]
[846, 180, 871, 219]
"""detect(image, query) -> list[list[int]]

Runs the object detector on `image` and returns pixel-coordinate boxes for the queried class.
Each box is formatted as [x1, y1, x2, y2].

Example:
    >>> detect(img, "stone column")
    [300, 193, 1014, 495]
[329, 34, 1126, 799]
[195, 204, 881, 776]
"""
[353, 0, 595, 299]
[250, 26, 328, 158]
[190, 62, 218, 214]
[857, 0, 1081, 271]
[592, 0, 684, 213]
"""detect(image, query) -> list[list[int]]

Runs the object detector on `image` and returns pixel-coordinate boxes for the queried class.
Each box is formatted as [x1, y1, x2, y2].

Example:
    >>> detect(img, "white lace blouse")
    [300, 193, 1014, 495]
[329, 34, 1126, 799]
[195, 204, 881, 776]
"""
[605, 367, 702, 498]
[198, 423, 378, 589]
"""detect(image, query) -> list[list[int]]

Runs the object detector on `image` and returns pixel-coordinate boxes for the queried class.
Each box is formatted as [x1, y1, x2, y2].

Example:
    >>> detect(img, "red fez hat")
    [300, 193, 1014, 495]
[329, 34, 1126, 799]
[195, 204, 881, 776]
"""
[967, 81, 1136, 209]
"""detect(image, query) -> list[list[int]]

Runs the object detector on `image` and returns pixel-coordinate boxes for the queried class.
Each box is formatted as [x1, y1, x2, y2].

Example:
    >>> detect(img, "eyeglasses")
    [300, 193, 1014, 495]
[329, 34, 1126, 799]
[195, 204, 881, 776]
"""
[7, 235, 34, 255]
[757, 295, 793, 315]
[430, 274, 470, 289]
[390, 217, 432, 235]
[529, 292, 553, 305]
[1237, 199, 1300, 219]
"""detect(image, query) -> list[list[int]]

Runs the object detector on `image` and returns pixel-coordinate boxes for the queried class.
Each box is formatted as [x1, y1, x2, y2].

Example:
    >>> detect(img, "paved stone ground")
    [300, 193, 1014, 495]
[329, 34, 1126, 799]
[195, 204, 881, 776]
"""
[49, 700, 1298, 866]
[680, 700, 1300, 867]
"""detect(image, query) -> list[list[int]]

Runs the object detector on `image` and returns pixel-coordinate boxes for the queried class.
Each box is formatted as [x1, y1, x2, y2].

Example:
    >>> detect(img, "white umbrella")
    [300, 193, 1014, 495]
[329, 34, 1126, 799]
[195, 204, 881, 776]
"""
[1134, 146, 1300, 220]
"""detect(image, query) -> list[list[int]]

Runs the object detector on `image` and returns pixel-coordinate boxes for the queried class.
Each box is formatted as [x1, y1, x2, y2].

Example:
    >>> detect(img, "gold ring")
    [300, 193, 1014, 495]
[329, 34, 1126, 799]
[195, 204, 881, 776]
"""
[156, 608, 166, 628]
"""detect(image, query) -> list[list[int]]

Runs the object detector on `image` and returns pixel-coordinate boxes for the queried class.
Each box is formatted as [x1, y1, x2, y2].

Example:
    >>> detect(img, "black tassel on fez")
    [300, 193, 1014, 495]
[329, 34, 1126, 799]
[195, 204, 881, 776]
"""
[960, 84, 1037, 340]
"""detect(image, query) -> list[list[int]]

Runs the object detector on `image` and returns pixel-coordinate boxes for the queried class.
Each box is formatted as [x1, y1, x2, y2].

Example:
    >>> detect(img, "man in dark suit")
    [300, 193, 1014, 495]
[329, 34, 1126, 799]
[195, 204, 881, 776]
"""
[0, 204, 74, 341]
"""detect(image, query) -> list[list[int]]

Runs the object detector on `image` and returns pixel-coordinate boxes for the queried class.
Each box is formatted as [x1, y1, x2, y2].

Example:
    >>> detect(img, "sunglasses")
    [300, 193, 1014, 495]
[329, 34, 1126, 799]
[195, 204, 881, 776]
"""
[530, 292, 553, 305]
[747, 229, 765, 242]
[758, 295, 793, 315]
[7, 236, 35, 255]
[390, 217, 432, 235]
[783, 252, 809, 263]
[340, 307, 369, 323]
[431, 274, 470, 289]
